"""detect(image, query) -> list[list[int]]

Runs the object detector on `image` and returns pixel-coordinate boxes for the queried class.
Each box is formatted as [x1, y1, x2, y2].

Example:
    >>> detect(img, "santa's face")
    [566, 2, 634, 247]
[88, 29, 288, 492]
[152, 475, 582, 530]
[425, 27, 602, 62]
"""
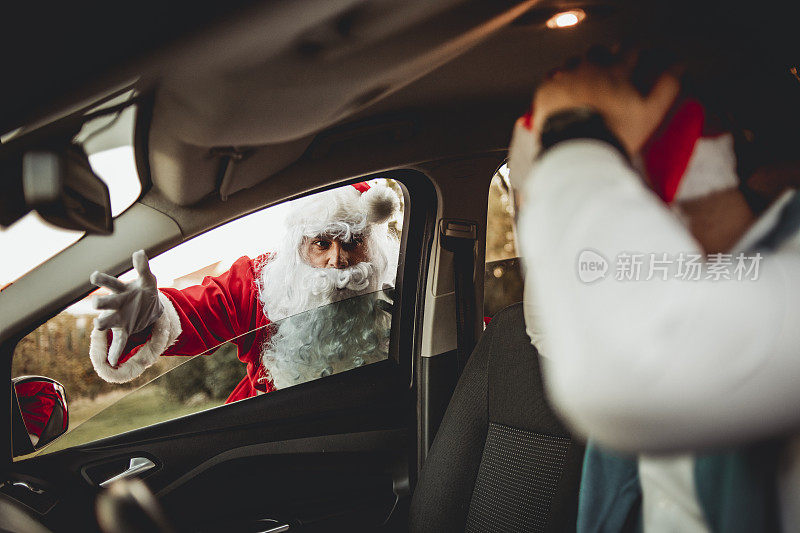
[300, 234, 369, 269]
[258, 234, 391, 390]
[257, 228, 383, 324]
[256, 183, 401, 389]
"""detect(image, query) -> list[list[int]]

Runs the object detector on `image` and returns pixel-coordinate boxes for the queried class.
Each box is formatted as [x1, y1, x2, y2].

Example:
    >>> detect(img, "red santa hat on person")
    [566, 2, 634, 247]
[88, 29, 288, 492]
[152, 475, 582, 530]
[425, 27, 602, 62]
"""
[508, 99, 739, 205]
[284, 180, 400, 241]
[258, 180, 401, 389]
[641, 98, 739, 204]
[352, 181, 401, 223]
[256, 179, 401, 323]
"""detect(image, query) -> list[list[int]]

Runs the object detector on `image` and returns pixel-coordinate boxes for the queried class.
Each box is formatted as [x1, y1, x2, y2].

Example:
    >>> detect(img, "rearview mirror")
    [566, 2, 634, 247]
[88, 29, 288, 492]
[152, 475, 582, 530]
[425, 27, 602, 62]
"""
[12, 376, 69, 456]
[21, 144, 113, 234]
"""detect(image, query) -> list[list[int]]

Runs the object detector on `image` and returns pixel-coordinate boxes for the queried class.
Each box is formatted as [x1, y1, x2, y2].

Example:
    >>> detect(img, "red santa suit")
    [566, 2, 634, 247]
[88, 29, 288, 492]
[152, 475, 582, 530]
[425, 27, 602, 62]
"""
[90, 254, 274, 403]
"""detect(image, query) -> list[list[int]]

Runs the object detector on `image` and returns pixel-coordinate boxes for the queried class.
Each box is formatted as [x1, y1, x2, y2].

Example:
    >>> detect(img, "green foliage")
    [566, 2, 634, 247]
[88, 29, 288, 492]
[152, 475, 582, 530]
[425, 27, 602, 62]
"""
[40, 386, 220, 456]
[204, 343, 247, 400]
[484, 258, 524, 318]
[483, 172, 523, 316]
[11, 314, 181, 402]
[486, 175, 517, 263]
[160, 343, 246, 402]
[11, 312, 241, 423]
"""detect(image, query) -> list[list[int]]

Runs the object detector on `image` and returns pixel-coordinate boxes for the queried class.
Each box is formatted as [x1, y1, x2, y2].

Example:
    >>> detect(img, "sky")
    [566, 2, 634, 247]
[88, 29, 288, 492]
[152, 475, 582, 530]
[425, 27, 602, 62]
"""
[63, 202, 293, 316]
[119, 201, 293, 287]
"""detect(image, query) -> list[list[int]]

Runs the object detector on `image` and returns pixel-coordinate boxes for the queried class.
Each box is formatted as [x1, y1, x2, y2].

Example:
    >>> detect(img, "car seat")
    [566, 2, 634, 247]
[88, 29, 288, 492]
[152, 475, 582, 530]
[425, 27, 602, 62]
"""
[409, 303, 585, 532]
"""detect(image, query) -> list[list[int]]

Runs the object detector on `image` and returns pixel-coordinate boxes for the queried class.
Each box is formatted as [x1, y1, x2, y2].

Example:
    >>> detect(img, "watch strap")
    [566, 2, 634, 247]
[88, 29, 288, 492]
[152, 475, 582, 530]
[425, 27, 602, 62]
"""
[539, 107, 629, 160]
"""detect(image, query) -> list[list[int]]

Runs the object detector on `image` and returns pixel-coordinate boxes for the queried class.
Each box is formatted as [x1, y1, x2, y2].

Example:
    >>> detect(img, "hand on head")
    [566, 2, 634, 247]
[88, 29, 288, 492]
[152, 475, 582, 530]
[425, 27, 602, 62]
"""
[509, 46, 684, 204]
[533, 46, 682, 158]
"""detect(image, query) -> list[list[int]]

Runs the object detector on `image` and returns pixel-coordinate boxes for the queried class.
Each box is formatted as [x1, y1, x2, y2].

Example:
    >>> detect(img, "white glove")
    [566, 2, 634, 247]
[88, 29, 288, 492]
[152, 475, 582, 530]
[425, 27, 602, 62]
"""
[90, 250, 164, 367]
[507, 111, 541, 200]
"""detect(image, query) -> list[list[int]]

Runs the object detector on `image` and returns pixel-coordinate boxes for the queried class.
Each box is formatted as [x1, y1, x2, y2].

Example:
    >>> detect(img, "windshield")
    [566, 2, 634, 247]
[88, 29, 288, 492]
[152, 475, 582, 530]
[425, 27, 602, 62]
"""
[24, 289, 393, 457]
[0, 102, 141, 288]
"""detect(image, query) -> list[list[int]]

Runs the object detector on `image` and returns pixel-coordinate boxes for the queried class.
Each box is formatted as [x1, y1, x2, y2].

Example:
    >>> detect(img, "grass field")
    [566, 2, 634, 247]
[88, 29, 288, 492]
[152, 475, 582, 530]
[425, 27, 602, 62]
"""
[14, 347, 245, 460]
[29, 385, 221, 457]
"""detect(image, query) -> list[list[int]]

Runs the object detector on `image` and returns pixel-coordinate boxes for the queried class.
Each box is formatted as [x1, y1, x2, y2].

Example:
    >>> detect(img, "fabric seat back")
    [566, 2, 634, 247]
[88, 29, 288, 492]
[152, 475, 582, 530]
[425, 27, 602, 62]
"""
[410, 303, 585, 532]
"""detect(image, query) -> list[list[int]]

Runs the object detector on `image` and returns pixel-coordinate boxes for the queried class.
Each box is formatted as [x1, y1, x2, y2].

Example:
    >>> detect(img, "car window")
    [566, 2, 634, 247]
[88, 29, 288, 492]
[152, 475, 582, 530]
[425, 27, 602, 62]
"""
[29, 289, 392, 458]
[11, 179, 405, 460]
[484, 163, 523, 319]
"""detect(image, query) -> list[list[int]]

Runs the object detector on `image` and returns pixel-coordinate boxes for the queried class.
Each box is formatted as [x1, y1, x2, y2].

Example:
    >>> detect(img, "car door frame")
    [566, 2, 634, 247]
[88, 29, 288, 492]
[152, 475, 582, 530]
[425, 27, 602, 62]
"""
[0, 170, 437, 532]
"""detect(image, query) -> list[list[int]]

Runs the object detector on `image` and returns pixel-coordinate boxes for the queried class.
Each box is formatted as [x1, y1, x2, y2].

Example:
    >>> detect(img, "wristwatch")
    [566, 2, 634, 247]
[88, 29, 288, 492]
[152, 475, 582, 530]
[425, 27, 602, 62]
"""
[539, 107, 629, 160]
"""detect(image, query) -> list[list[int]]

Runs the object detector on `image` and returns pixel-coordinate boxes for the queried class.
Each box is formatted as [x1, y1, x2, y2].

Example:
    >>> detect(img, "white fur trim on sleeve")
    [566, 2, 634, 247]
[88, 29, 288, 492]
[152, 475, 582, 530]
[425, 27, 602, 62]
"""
[89, 292, 182, 383]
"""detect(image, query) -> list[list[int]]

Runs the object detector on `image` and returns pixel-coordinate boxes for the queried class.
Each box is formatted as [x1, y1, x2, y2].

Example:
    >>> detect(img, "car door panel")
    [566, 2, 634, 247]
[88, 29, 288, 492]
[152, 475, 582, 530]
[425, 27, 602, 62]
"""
[7, 361, 410, 532]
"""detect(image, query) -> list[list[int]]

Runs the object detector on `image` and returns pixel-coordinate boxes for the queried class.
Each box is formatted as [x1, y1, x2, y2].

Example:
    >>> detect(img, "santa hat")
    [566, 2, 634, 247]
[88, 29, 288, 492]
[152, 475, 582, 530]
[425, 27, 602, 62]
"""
[642, 99, 738, 203]
[508, 101, 739, 204]
[286, 181, 400, 239]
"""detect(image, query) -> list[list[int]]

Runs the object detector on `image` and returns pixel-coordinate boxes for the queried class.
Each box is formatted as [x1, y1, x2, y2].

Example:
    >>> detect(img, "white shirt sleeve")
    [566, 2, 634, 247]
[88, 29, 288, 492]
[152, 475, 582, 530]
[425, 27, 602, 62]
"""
[518, 139, 800, 453]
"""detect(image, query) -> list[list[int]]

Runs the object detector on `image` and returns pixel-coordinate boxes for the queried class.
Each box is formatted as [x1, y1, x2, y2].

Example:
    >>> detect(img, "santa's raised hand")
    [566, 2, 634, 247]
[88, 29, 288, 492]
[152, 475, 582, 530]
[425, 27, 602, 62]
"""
[90, 250, 164, 367]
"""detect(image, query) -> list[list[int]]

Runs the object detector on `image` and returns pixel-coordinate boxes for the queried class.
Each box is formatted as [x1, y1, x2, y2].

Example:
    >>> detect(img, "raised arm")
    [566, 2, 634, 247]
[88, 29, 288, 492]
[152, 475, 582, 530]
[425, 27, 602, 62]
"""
[519, 139, 800, 453]
[514, 50, 800, 452]
[89, 253, 260, 383]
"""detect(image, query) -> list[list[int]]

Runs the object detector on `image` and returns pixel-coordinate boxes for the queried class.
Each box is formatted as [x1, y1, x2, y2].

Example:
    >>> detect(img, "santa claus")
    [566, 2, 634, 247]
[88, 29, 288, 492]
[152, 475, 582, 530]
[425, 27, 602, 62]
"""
[87, 182, 400, 403]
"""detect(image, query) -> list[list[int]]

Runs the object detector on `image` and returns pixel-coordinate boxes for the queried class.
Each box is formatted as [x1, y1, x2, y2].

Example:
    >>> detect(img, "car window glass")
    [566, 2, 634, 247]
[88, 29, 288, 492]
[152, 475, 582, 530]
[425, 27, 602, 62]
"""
[484, 163, 523, 319]
[11, 180, 405, 460]
[29, 289, 392, 458]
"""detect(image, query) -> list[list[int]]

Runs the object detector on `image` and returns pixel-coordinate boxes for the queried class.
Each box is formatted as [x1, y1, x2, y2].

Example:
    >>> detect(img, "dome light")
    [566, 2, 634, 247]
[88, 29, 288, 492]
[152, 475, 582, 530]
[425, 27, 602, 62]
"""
[546, 9, 586, 29]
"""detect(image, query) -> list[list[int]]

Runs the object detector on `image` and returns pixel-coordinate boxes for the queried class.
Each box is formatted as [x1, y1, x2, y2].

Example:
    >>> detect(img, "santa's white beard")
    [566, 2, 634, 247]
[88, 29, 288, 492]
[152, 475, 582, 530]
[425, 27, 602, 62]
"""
[258, 258, 391, 389]
[260, 259, 380, 322]
[261, 291, 391, 389]
[299, 261, 374, 306]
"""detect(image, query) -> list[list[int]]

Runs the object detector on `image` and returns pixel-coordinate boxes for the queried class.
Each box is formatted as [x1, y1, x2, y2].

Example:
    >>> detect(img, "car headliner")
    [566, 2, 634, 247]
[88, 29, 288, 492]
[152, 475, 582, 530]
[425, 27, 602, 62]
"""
[4, 0, 797, 209]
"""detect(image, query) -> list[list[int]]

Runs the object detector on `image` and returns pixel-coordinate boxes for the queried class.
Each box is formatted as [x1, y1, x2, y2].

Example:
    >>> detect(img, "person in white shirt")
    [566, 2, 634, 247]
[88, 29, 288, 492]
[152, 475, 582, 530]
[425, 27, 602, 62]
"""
[509, 49, 800, 531]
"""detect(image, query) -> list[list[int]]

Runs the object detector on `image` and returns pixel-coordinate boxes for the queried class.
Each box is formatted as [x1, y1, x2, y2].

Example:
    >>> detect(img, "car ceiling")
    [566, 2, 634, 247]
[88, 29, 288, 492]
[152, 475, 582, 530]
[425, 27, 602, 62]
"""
[4, 0, 800, 208]
[145, 0, 643, 206]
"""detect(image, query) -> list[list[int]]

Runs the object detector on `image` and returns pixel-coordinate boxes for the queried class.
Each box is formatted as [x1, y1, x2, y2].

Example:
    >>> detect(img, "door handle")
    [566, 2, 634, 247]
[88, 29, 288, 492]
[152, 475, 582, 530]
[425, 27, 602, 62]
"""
[258, 523, 290, 533]
[99, 457, 156, 487]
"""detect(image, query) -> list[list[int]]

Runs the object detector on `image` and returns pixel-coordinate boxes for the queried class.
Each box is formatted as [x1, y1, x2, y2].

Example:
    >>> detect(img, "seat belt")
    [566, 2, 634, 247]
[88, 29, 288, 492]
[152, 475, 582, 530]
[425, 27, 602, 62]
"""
[440, 219, 478, 373]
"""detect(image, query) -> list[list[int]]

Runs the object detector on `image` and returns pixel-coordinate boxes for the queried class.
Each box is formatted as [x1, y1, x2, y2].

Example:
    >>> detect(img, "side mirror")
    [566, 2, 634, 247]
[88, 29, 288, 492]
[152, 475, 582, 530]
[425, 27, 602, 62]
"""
[12, 376, 69, 456]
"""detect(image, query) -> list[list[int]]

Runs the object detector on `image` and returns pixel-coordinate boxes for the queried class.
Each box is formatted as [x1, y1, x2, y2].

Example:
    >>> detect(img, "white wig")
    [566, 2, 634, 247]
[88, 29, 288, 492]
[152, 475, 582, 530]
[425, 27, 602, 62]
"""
[261, 289, 393, 389]
[256, 183, 400, 388]
[257, 183, 399, 321]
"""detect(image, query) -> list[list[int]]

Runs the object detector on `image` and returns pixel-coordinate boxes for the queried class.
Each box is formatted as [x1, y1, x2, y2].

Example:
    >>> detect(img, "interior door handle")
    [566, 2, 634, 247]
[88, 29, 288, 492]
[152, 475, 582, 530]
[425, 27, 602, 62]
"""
[259, 524, 290, 533]
[99, 457, 156, 487]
